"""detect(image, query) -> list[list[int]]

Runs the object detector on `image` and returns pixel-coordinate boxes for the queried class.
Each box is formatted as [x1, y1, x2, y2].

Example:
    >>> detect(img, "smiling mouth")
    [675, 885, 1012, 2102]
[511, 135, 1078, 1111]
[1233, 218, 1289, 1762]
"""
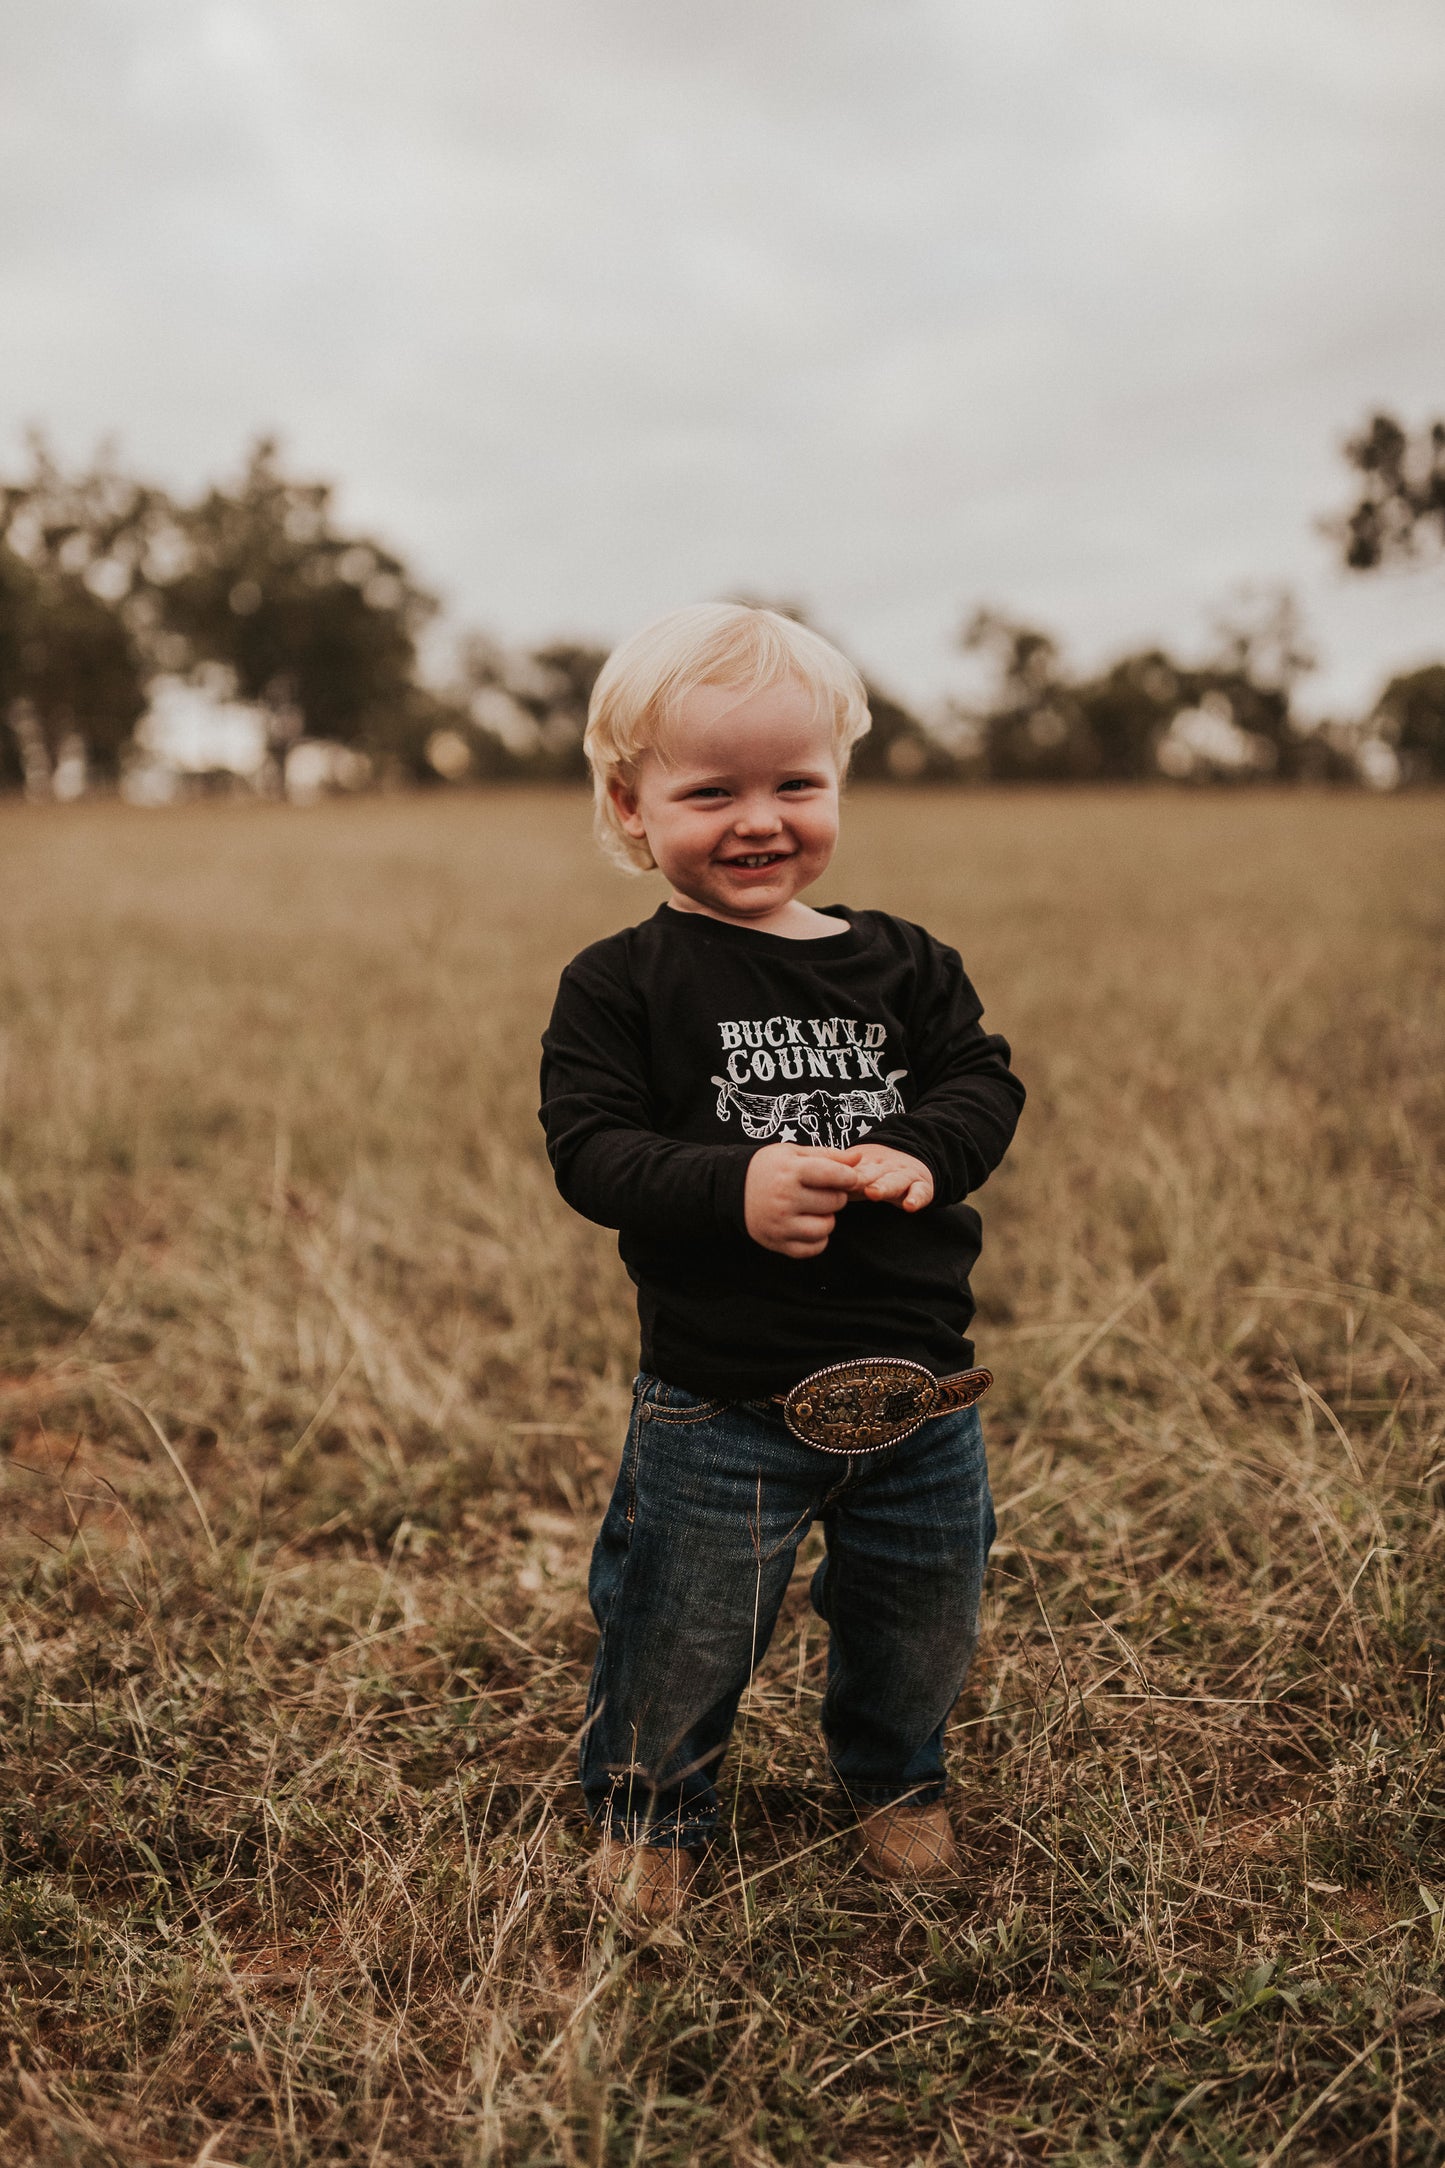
[719, 851, 791, 870]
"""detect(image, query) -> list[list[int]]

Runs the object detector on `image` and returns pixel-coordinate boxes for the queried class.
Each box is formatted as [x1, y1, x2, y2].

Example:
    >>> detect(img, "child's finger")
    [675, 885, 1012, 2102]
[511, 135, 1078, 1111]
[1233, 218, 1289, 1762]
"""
[780, 1225, 832, 1256]
[902, 1178, 932, 1210]
[795, 1155, 861, 1191]
[795, 1146, 859, 1174]
[799, 1185, 852, 1214]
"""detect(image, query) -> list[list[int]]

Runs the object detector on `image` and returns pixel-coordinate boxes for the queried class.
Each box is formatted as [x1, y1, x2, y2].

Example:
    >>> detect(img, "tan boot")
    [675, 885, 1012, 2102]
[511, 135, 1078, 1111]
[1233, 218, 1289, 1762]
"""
[857, 1799, 960, 1885]
[589, 1838, 702, 1925]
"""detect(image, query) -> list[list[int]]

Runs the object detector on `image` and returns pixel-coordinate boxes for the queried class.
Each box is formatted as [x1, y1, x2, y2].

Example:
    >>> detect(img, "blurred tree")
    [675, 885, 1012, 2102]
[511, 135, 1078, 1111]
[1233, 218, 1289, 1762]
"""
[1333, 412, 1445, 569]
[457, 634, 608, 781]
[157, 438, 437, 771]
[0, 436, 161, 789]
[961, 609, 1093, 780]
[847, 679, 953, 781]
[961, 591, 1340, 784]
[354, 685, 479, 786]
[1370, 663, 1445, 784]
[1197, 587, 1315, 780]
[1329, 413, 1445, 783]
[0, 550, 36, 791]
[1073, 650, 1184, 780]
[525, 641, 609, 779]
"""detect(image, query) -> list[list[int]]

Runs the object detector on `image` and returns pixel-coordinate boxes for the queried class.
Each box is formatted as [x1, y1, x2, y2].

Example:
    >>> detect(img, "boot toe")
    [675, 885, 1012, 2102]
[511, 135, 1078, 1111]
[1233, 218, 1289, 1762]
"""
[857, 1800, 960, 1885]
[589, 1840, 702, 1924]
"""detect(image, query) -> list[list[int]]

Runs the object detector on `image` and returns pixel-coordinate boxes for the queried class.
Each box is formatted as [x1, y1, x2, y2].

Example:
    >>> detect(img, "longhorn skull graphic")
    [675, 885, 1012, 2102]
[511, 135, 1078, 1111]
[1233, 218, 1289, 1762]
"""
[710, 1071, 908, 1151]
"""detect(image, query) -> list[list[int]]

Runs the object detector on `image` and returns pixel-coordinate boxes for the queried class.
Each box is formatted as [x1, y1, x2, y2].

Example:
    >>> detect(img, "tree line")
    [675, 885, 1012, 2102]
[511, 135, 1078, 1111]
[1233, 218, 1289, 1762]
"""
[2, 415, 1442, 798]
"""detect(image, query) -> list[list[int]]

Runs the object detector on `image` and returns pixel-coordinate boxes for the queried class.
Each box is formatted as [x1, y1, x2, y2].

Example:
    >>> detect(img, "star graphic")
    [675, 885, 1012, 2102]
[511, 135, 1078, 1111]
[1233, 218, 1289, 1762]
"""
[778, 1126, 798, 1142]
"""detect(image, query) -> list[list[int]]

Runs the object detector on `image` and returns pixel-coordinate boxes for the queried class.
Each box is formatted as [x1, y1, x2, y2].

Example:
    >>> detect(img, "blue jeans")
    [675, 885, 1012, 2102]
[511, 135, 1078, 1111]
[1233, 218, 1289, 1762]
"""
[581, 1373, 997, 1849]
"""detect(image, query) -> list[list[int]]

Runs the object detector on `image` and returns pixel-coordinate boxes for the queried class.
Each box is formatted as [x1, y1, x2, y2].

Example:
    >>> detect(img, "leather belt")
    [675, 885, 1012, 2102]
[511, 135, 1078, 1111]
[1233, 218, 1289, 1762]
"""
[770, 1357, 992, 1455]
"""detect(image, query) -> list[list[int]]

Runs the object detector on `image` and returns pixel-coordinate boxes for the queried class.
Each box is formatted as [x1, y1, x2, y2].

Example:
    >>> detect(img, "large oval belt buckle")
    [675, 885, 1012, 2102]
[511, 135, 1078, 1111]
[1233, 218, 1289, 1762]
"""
[782, 1357, 939, 1455]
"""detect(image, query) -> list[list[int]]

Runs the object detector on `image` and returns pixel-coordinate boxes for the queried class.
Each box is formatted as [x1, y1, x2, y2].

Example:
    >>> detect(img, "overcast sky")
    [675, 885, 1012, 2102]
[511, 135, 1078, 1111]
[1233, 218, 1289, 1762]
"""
[4, 0, 1442, 712]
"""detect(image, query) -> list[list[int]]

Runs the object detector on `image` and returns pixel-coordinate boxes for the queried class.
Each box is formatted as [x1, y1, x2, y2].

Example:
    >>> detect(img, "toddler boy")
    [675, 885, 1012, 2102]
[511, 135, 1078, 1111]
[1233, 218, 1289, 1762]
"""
[540, 604, 1024, 1921]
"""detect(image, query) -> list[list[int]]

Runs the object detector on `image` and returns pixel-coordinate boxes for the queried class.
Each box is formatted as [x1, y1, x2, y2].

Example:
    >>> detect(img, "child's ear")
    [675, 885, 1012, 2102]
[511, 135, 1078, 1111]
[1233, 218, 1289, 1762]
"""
[608, 773, 648, 840]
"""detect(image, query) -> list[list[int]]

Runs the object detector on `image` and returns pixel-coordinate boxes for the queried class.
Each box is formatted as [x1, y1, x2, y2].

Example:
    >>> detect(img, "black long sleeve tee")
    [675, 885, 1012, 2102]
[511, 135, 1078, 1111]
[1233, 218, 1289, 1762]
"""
[539, 903, 1024, 1399]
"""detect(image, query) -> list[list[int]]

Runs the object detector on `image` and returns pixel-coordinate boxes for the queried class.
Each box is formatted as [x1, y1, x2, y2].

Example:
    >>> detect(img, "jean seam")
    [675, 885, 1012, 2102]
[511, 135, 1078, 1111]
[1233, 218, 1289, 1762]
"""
[760, 1510, 811, 1566]
[821, 1462, 858, 1509]
[643, 1399, 734, 1427]
[623, 1404, 647, 1527]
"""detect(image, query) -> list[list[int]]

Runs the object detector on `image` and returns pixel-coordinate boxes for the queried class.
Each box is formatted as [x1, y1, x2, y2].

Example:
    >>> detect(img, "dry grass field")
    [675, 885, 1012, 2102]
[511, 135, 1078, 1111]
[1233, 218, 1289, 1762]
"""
[1, 786, 1442, 2168]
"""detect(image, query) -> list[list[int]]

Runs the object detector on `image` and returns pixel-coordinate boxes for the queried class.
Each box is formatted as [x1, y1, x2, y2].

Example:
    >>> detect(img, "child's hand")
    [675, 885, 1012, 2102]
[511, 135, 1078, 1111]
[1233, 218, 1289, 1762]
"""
[744, 1143, 860, 1258]
[835, 1142, 934, 1212]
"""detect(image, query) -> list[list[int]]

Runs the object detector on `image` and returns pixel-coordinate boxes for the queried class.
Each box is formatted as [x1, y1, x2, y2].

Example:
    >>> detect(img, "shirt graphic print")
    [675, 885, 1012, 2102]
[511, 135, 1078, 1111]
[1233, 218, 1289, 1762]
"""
[710, 1011, 906, 1149]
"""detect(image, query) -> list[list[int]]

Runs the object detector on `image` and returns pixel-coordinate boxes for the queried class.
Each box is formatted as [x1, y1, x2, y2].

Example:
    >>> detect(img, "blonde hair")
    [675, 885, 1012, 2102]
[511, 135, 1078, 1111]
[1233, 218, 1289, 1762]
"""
[584, 603, 872, 872]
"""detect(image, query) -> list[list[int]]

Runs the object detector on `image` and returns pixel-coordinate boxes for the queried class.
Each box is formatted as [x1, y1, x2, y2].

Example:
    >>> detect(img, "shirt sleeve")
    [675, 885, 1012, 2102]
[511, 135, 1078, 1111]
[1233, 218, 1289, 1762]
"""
[539, 948, 755, 1241]
[861, 932, 1025, 1207]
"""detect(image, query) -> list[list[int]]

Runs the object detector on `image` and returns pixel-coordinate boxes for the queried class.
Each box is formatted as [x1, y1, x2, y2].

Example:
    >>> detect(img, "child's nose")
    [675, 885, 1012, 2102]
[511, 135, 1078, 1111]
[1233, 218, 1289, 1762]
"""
[734, 798, 782, 834]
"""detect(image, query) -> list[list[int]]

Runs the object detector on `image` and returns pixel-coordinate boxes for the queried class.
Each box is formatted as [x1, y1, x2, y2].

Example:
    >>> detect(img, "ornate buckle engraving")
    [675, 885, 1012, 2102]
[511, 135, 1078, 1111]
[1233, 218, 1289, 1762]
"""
[782, 1357, 939, 1455]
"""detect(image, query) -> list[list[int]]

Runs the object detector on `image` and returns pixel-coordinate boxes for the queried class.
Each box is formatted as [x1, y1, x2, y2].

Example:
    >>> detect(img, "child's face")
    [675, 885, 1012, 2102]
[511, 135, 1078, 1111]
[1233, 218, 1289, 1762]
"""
[611, 676, 840, 924]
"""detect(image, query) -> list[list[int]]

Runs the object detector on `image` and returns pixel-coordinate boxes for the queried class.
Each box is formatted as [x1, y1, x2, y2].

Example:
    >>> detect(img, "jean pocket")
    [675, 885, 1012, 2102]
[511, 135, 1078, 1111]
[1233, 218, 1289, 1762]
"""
[638, 1374, 733, 1426]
